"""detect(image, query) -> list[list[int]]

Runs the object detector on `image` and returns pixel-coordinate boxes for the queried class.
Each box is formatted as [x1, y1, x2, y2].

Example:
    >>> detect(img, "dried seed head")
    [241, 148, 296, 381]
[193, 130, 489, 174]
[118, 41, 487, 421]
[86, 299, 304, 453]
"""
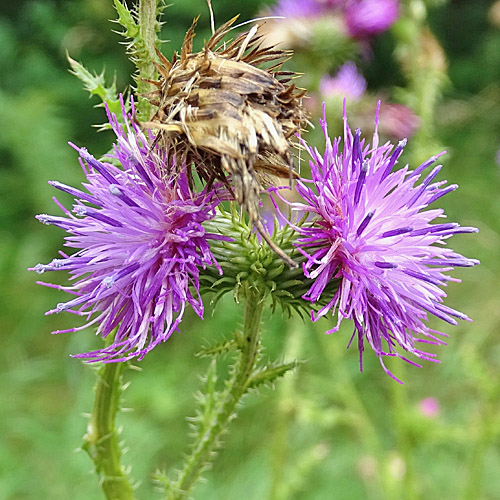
[143, 16, 308, 266]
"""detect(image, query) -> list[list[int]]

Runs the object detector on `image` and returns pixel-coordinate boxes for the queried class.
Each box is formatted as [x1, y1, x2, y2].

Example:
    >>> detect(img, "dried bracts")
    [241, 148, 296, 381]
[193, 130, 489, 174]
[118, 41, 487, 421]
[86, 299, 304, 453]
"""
[143, 16, 308, 266]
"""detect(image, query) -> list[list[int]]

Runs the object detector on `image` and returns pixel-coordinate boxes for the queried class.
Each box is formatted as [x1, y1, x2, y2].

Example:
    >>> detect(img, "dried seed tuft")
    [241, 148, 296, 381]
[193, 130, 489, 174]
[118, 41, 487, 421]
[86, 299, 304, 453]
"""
[143, 17, 308, 266]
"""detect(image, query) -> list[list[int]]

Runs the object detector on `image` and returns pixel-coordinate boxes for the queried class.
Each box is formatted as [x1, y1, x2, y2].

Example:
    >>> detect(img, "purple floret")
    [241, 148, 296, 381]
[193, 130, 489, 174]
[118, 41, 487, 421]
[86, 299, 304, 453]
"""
[279, 102, 478, 381]
[31, 99, 226, 362]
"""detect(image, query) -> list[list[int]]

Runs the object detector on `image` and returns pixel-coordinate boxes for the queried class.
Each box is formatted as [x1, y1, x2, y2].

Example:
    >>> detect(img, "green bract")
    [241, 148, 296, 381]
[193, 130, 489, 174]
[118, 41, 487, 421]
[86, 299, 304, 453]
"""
[201, 206, 340, 318]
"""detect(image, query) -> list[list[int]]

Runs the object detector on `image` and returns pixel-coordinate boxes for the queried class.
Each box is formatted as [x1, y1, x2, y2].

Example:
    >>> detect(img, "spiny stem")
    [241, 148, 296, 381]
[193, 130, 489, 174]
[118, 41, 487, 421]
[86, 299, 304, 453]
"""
[167, 285, 265, 500]
[137, 0, 159, 120]
[83, 361, 135, 500]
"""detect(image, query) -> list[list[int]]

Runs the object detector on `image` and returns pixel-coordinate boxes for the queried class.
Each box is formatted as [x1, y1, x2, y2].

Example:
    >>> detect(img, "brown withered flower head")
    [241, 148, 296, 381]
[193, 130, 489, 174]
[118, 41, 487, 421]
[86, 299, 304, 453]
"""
[143, 16, 308, 266]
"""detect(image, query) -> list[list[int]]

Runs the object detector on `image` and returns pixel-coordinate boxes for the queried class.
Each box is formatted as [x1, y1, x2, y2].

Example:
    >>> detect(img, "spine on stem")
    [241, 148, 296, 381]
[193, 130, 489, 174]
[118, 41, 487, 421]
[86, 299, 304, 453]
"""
[113, 0, 163, 120]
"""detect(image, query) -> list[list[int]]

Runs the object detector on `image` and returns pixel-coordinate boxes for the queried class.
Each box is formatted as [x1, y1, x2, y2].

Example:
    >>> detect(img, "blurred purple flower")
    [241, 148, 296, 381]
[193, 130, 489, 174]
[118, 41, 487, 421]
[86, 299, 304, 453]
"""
[377, 103, 420, 139]
[273, 0, 326, 17]
[31, 100, 225, 362]
[281, 102, 479, 381]
[345, 0, 400, 38]
[418, 397, 440, 418]
[319, 62, 367, 100]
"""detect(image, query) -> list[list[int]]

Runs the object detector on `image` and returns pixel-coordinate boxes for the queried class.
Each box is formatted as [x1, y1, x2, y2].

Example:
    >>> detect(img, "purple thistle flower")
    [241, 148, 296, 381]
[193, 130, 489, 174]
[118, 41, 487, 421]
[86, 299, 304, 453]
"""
[319, 62, 367, 100]
[345, 0, 400, 38]
[272, 0, 326, 18]
[279, 102, 478, 382]
[31, 100, 226, 362]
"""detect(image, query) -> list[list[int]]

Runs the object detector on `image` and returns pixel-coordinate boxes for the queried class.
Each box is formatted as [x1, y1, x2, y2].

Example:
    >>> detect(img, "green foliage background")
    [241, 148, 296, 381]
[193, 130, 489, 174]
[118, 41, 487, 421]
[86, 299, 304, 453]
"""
[1, 1, 499, 499]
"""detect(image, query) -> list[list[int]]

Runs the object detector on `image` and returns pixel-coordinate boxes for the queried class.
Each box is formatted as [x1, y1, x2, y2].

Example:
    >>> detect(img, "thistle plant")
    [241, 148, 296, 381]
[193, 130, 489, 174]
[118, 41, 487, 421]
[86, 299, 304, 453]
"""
[30, 1, 478, 499]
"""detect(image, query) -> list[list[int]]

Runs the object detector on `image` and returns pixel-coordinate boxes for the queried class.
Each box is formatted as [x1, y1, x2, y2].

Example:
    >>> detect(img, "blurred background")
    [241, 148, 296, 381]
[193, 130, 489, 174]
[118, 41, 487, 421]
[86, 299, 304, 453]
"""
[1, 0, 499, 499]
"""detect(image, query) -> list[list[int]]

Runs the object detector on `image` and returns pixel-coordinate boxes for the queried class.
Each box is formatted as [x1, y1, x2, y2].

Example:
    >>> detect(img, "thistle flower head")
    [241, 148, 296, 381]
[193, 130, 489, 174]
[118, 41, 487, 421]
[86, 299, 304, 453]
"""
[280, 102, 479, 381]
[31, 99, 225, 362]
[345, 0, 400, 38]
[145, 16, 307, 242]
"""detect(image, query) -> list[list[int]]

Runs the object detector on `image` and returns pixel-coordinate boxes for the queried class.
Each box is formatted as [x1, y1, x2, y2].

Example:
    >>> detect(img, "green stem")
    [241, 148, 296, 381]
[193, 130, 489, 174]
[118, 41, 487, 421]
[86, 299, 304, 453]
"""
[167, 285, 265, 500]
[83, 361, 135, 500]
[137, 0, 159, 120]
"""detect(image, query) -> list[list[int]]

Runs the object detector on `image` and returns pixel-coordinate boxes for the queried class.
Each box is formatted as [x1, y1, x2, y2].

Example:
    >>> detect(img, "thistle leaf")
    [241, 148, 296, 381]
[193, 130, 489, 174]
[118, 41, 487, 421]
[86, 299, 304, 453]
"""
[247, 360, 303, 390]
[67, 55, 123, 127]
[196, 338, 237, 358]
[113, 0, 139, 39]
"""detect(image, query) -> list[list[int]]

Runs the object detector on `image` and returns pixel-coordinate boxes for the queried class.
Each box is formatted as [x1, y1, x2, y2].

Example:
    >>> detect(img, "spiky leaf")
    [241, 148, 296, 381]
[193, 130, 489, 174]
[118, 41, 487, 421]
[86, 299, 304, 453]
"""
[67, 55, 123, 128]
[247, 360, 303, 390]
[196, 338, 237, 358]
[113, 0, 139, 39]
